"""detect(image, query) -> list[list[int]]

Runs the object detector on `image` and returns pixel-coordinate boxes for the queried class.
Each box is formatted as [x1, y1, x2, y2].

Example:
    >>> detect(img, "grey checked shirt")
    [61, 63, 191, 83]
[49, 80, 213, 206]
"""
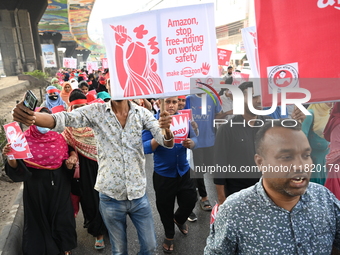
[52, 101, 172, 200]
[205, 179, 340, 255]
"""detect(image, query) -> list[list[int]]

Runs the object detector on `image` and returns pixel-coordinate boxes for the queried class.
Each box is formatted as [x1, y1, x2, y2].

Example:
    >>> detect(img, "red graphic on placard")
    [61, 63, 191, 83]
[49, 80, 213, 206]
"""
[111, 25, 163, 97]
[3, 122, 32, 159]
[178, 109, 193, 121]
[273, 70, 293, 87]
[201, 62, 210, 75]
[170, 113, 189, 144]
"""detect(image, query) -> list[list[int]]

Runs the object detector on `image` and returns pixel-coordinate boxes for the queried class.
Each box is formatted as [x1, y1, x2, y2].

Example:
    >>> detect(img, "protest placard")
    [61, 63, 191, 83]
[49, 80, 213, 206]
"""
[255, 0, 340, 106]
[102, 58, 108, 69]
[3, 122, 32, 160]
[178, 109, 192, 121]
[170, 113, 189, 144]
[217, 48, 232, 66]
[63, 58, 77, 69]
[102, 3, 218, 100]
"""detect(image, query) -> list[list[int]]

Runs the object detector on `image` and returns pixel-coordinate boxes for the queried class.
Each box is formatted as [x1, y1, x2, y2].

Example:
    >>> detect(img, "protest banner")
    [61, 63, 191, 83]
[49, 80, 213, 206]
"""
[102, 3, 218, 100]
[170, 113, 189, 144]
[254, 0, 340, 106]
[3, 122, 32, 160]
[217, 48, 232, 66]
[63, 58, 77, 69]
[41, 44, 57, 68]
[102, 58, 108, 69]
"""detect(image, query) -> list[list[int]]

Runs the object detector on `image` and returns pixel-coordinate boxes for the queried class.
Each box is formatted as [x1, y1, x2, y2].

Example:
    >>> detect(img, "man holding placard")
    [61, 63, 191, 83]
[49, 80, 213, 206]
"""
[12, 98, 174, 255]
[142, 96, 197, 253]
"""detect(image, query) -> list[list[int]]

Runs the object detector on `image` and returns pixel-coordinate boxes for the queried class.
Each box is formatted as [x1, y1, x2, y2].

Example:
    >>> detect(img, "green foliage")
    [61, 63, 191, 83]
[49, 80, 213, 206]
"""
[24, 70, 48, 80]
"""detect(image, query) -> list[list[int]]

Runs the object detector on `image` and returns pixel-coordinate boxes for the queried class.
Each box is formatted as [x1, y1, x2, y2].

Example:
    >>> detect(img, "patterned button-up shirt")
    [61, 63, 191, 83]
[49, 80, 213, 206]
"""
[52, 101, 172, 200]
[205, 179, 340, 255]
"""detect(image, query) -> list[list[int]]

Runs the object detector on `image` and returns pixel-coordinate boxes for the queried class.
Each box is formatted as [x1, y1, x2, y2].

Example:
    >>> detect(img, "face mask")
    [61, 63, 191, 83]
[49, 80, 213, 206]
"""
[36, 126, 50, 134]
[49, 95, 58, 100]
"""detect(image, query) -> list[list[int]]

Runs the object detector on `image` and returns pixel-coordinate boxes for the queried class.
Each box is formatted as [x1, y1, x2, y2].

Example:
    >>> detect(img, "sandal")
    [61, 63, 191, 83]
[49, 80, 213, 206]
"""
[174, 219, 188, 236]
[200, 199, 212, 211]
[162, 238, 174, 253]
[94, 238, 105, 250]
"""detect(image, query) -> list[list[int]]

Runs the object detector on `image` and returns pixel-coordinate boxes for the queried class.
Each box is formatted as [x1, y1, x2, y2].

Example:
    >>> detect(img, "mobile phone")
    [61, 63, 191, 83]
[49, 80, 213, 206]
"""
[23, 90, 38, 111]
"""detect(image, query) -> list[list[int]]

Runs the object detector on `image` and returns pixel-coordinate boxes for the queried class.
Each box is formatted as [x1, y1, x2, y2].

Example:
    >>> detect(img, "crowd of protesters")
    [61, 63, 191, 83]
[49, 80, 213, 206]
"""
[2, 65, 340, 255]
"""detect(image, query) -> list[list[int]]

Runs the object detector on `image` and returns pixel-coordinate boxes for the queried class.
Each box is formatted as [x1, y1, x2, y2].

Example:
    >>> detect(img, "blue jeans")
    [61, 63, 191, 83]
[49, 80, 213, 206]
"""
[99, 193, 156, 255]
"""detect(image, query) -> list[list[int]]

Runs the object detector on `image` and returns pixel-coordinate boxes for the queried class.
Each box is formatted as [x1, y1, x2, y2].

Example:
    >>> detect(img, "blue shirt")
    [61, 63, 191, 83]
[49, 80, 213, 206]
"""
[185, 94, 222, 148]
[142, 112, 198, 178]
[205, 179, 340, 255]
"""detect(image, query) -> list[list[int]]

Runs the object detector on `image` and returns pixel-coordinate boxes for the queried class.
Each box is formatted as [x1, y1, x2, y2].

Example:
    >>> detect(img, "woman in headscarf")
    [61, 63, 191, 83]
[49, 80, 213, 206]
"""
[3, 107, 77, 255]
[51, 77, 63, 91]
[302, 103, 333, 185]
[62, 90, 107, 250]
[69, 78, 79, 90]
[40, 85, 67, 111]
[60, 82, 72, 107]
[324, 102, 340, 199]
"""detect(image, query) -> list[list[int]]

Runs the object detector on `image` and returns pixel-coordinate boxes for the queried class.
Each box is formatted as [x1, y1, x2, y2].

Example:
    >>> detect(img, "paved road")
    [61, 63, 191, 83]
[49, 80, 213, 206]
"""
[72, 154, 218, 255]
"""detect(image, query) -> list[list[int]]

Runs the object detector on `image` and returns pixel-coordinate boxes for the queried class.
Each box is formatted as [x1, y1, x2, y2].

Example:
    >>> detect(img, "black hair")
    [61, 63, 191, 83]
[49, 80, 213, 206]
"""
[88, 73, 95, 79]
[69, 89, 87, 102]
[238, 81, 253, 93]
[78, 81, 89, 89]
[227, 66, 233, 69]
[78, 76, 84, 82]
[254, 119, 302, 156]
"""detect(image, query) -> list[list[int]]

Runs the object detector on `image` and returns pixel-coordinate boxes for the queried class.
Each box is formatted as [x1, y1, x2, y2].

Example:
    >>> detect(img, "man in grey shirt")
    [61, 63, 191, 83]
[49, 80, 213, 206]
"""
[205, 119, 340, 255]
[13, 98, 174, 255]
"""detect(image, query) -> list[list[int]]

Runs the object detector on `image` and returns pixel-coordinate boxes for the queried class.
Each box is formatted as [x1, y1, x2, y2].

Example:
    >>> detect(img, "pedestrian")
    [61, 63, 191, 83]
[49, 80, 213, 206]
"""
[79, 81, 96, 103]
[324, 102, 340, 199]
[60, 82, 72, 107]
[205, 119, 340, 254]
[62, 90, 107, 250]
[142, 96, 197, 253]
[185, 92, 224, 216]
[302, 103, 333, 185]
[3, 107, 77, 255]
[12, 94, 174, 255]
[40, 85, 67, 111]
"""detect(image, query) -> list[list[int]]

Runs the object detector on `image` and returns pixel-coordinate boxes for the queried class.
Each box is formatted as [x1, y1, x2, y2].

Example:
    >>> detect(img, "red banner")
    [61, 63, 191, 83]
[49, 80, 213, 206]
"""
[3, 122, 32, 159]
[217, 48, 232, 66]
[255, 0, 340, 106]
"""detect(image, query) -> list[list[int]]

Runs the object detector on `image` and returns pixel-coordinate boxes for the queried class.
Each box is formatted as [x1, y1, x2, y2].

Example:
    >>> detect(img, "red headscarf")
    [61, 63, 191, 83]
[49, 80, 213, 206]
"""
[23, 125, 69, 170]
[323, 102, 340, 142]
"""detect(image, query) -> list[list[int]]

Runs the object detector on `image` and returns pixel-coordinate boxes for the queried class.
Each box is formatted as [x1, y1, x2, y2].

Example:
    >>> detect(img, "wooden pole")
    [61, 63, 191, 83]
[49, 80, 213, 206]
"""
[160, 99, 166, 135]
